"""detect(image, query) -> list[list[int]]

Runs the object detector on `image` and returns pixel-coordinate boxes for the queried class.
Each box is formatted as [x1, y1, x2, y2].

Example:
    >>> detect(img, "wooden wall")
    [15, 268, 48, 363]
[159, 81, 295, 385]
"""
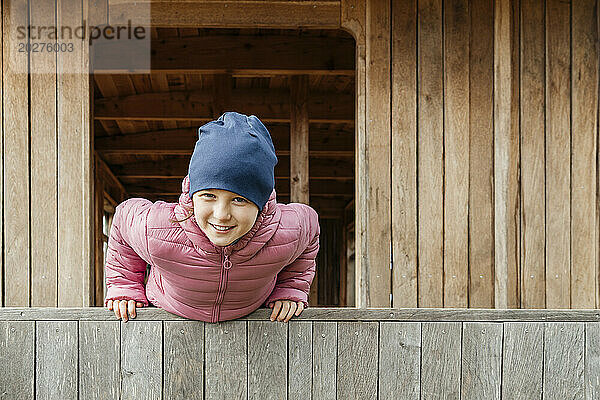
[2, 0, 93, 307]
[349, 0, 599, 309]
[1, 0, 598, 311]
[1, 307, 599, 398]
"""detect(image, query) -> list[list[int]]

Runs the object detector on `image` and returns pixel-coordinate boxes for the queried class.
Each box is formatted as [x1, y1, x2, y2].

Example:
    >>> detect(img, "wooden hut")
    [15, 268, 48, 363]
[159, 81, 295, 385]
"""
[1, 0, 600, 397]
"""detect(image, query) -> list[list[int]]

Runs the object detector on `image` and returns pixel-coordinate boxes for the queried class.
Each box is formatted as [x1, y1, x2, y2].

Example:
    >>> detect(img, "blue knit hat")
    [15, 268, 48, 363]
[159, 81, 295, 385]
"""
[188, 112, 278, 211]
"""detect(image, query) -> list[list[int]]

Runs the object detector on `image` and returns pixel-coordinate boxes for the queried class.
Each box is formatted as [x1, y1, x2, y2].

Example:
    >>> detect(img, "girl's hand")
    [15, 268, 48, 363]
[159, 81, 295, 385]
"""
[268, 300, 304, 322]
[106, 299, 144, 322]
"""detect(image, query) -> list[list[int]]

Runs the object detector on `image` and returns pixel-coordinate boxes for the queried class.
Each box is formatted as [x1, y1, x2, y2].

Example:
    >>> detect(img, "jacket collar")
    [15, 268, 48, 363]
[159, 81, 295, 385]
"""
[174, 175, 280, 257]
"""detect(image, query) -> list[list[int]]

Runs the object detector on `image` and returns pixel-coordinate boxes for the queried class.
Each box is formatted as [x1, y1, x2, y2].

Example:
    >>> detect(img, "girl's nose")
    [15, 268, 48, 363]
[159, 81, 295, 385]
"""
[212, 202, 231, 220]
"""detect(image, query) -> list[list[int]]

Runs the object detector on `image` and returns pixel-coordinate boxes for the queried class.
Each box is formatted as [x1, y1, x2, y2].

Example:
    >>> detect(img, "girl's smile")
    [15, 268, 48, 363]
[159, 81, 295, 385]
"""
[192, 188, 259, 246]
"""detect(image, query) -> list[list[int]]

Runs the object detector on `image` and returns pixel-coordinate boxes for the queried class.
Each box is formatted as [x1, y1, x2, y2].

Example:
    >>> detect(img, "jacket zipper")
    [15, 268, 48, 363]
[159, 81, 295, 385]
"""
[211, 247, 233, 322]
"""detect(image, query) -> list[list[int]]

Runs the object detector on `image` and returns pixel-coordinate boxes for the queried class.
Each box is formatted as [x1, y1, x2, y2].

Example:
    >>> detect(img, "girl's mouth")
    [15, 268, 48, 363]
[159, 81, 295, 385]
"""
[210, 223, 235, 233]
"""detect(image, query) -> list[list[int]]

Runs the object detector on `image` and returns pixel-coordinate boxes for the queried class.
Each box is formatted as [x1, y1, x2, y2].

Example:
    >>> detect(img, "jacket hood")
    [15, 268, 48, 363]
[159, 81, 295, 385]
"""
[174, 175, 280, 257]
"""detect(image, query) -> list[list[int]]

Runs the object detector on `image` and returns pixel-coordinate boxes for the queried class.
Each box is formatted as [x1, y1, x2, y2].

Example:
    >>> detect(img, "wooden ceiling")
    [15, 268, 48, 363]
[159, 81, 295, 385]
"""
[93, 27, 355, 219]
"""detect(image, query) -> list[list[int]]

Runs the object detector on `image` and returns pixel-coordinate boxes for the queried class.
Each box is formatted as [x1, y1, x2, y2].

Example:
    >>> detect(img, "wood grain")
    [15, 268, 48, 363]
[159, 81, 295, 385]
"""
[391, 0, 418, 308]
[418, 0, 444, 307]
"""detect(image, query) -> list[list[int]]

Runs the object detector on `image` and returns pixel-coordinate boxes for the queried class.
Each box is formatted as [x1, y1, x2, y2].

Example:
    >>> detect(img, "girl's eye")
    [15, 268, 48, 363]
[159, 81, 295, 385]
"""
[201, 193, 246, 203]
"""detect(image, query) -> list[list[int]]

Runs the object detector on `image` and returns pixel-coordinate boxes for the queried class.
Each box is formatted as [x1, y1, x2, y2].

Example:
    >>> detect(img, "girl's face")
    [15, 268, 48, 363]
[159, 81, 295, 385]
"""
[192, 188, 259, 247]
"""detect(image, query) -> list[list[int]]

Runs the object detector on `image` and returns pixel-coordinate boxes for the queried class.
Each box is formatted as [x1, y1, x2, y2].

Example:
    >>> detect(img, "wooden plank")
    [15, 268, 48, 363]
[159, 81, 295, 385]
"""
[585, 322, 600, 398]
[94, 88, 354, 123]
[337, 321, 378, 399]
[520, 0, 546, 308]
[379, 322, 420, 399]
[0, 321, 35, 399]
[469, 0, 494, 308]
[443, 0, 470, 308]
[545, 0, 571, 308]
[247, 321, 287, 399]
[57, 0, 93, 306]
[418, 0, 443, 307]
[3, 307, 600, 322]
[111, 156, 354, 180]
[205, 320, 247, 399]
[543, 322, 585, 399]
[3, 0, 30, 306]
[312, 321, 336, 399]
[121, 321, 162, 399]
[36, 321, 78, 399]
[289, 321, 312, 400]
[109, 0, 341, 29]
[124, 178, 353, 197]
[335, 0, 368, 308]
[421, 322, 461, 399]
[501, 322, 544, 399]
[79, 321, 120, 399]
[93, 34, 355, 74]
[571, 0, 598, 308]
[391, 0, 417, 308]
[364, 0, 391, 308]
[0, 0, 3, 309]
[493, 0, 519, 308]
[164, 321, 204, 399]
[30, 0, 58, 307]
[460, 322, 502, 399]
[95, 125, 354, 155]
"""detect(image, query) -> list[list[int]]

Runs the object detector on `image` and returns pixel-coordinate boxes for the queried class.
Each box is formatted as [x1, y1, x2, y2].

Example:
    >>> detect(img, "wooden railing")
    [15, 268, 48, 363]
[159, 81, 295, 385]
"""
[1, 307, 599, 399]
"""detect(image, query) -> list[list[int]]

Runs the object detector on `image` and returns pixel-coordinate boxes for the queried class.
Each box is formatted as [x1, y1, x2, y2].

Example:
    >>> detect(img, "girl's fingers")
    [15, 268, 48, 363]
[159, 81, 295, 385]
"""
[113, 300, 120, 319]
[107, 300, 113, 311]
[270, 301, 282, 321]
[128, 300, 136, 319]
[283, 302, 297, 322]
[277, 301, 291, 321]
[136, 302, 144, 308]
[119, 300, 128, 322]
[294, 302, 304, 316]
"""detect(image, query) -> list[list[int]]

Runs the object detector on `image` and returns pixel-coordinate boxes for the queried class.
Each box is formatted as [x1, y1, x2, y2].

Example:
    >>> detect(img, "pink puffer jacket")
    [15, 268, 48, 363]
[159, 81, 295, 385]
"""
[103, 175, 320, 323]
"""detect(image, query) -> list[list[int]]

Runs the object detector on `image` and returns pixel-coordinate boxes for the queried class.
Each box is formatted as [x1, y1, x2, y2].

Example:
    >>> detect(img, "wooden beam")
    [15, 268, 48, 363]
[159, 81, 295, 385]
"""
[108, 0, 341, 29]
[95, 151, 128, 203]
[92, 34, 355, 75]
[108, 156, 354, 180]
[95, 125, 354, 155]
[120, 178, 353, 198]
[94, 88, 354, 123]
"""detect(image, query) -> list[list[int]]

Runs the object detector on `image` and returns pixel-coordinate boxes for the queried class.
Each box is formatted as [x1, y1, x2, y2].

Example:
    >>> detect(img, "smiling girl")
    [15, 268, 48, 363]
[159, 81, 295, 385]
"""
[104, 111, 320, 324]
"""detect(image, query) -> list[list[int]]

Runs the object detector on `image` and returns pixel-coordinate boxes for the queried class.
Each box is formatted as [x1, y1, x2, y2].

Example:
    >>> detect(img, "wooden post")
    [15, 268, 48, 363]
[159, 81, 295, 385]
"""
[341, 0, 368, 308]
[290, 75, 317, 305]
[211, 73, 232, 118]
[493, 0, 520, 308]
[94, 158, 105, 306]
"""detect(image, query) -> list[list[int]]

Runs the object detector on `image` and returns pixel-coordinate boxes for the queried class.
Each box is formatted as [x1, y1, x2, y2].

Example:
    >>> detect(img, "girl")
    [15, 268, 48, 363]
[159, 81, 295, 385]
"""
[104, 111, 320, 323]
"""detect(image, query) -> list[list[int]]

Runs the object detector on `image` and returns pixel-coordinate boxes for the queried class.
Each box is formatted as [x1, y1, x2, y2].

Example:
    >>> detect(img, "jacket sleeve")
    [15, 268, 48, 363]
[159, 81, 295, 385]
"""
[104, 198, 154, 307]
[263, 203, 320, 309]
